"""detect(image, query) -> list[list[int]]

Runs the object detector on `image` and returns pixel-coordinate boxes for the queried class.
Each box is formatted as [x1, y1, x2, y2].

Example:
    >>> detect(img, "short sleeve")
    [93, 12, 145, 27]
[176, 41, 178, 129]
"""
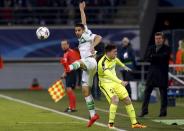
[81, 25, 96, 42]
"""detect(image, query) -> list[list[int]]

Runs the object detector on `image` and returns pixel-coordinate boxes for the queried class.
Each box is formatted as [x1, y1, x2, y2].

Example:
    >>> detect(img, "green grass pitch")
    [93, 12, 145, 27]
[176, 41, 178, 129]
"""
[0, 90, 183, 131]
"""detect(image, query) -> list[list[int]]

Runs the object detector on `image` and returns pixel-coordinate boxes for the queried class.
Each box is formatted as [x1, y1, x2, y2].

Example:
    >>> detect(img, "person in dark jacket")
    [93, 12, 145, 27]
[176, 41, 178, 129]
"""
[118, 37, 136, 98]
[139, 32, 170, 117]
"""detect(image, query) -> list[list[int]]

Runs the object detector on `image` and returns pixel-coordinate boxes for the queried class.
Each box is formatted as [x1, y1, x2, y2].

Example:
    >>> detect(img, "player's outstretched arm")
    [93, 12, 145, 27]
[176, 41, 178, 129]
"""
[116, 58, 132, 72]
[93, 35, 102, 47]
[79, 1, 87, 25]
[79, 1, 102, 47]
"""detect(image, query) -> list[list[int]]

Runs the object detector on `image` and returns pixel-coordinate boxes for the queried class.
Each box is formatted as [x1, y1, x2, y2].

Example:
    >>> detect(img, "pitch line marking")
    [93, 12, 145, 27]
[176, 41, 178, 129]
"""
[0, 94, 126, 131]
[16, 122, 82, 124]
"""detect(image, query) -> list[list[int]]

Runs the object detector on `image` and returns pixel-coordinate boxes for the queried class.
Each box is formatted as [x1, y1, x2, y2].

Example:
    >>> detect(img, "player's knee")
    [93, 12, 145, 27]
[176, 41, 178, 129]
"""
[79, 61, 87, 69]
[78, 60, 85, 67]
[82, 85, 90, 96]
[123, 96, 132, 105]
[78, 60, 83, 65]
[82, 82, 88, 87]
[111, 95, 119, 105]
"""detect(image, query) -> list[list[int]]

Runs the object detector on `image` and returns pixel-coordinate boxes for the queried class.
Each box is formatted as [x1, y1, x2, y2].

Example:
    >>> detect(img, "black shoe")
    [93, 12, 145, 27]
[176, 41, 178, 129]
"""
[138, 111, 148, 117]
[64, 107, 77, 113]
[108, 123, 115, 129]
[159, 112, 167, 117]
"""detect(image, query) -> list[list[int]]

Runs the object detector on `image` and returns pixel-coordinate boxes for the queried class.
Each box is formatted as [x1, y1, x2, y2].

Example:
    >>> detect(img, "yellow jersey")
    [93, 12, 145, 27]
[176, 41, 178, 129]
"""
[98, 55, 125, 84]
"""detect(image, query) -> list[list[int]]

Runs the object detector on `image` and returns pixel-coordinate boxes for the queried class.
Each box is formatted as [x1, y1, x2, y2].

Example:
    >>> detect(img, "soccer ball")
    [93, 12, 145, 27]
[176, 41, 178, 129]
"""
[36, 27, 50, 40]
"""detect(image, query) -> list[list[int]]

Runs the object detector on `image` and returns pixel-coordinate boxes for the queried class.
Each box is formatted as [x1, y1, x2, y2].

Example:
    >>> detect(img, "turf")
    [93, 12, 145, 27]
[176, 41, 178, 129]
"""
[0, 89, 184, 131]
[0, 95, 108, 131]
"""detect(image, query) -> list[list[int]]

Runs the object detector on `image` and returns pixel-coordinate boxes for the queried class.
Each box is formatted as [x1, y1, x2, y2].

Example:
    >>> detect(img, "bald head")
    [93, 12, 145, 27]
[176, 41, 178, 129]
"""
[61, 40, 69, 51]
[122, 37, 130, 46]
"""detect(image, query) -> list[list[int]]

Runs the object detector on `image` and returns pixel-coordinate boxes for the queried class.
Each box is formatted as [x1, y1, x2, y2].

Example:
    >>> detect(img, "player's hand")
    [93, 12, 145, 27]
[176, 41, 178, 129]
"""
[60, 57, 67, 64]
[90, 48, 97, 55]
[124, 66, 132, 72]
[61, 72, 66, 79]
[121, 81, 128, 86]
[79, 1, 86, 11]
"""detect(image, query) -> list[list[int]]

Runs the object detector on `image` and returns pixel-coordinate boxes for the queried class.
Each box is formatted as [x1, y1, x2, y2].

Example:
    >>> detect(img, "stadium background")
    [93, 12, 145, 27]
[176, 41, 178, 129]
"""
[0, 0, 184, 130]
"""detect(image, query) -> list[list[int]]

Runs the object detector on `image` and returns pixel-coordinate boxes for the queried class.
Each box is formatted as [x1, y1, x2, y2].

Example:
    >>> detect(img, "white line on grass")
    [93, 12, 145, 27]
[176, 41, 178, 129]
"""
[177, 103, 184, 107]
[0, 94, 125, 131]
[16, 122, 82, 124]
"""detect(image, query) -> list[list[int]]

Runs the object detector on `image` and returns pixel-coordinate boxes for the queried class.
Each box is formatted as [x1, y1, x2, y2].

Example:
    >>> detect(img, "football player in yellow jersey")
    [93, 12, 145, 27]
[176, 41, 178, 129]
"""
[98, 44, 146, 129]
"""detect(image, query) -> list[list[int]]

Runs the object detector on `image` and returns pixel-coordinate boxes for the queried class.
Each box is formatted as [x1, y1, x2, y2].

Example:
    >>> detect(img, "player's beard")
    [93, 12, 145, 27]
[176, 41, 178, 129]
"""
[76, 34, 81, 38]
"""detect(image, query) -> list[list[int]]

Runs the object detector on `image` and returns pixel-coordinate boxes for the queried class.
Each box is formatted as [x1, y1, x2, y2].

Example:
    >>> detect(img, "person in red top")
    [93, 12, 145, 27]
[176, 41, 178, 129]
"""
[0, 56, 3, 69]
[60, 39, 80, 112]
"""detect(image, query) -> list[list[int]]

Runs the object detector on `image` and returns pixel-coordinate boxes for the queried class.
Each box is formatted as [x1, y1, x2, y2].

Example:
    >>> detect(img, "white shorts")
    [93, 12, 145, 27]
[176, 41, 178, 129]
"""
[81, 57, 97, 87]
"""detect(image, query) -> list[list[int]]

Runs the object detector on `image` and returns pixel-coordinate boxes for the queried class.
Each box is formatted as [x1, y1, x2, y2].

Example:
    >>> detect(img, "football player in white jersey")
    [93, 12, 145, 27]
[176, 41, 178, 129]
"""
[61, 1, 102, 127]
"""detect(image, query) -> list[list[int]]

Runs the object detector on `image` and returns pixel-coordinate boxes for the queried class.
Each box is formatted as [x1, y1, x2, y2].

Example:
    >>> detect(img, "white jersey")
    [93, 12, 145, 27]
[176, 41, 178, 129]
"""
[78, 25, 96, 59]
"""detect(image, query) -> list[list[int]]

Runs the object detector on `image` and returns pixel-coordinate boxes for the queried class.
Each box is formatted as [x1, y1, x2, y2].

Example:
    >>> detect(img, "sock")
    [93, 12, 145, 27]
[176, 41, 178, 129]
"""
[70, 90, 76, 109]
[125, 104, 137, 124]
[66, 90, 76, 109]
[69, 61, 80, 71]
[85, 95, 96, 118]
[109, 104, 118, 123]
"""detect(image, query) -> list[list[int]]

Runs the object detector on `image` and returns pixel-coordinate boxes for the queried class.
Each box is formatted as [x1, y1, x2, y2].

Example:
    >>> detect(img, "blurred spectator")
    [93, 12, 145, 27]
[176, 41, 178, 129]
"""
[1, 0, 13, 24]
[14, 0, 27, 7]
[85, 0, 97, 6]
[175, 40, 184, 74]
[65, 0, 75, 25]
[0, 0, 128, 25]
[14, 0, 30, 24]
[118, 37, 136, 98]
[109, 0, 126, 6]
[169, 53, 174, 65]
[0, 0, 128, 7]
[0, 56, 3, 69]
[36, 0, 48, 7]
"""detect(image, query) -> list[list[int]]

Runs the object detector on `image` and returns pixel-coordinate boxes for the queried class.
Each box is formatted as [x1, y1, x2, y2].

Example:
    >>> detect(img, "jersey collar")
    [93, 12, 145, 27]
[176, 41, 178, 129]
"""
[105, 55, 117, 62]
[105, 55, 111, 61]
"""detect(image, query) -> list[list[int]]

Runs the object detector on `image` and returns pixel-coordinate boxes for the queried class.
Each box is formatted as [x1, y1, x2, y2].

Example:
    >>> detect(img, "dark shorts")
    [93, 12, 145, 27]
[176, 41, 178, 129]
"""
[65, 71, 77, 88]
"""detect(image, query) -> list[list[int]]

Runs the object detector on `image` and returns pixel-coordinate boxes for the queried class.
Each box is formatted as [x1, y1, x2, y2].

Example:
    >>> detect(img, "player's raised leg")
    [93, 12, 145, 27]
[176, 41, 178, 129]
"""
[82, 81, 99, 127]
[61, 57, 99, 127]
[62, 1, 102, 127]
[81, 58, 99, 127]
